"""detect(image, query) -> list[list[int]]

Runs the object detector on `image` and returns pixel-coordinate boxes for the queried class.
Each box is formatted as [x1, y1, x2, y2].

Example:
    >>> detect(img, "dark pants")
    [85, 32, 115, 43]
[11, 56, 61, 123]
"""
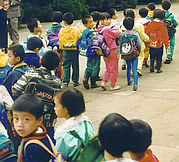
[150, 47, 163, 72]
[62, 50, 79, 83]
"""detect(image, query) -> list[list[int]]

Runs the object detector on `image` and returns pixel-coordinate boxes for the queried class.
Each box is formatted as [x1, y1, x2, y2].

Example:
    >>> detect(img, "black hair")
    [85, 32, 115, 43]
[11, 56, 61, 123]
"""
[126, 9, 135, 19]
[8, 44, 25, 62]
[123, 17, 134, 30]
[41, 50, 59, 70]
[162, 0, 171, 10]
[130, 119, 152, 153]
[12, 94, 44, 119]
[139, 8, 148, 18]
[27, 18, 39, 33]
[27, 36, 43, 51]
[147, 2, 156, 11]
[98, 113, 134, 158]
[90, 11, 100, 22]
[54, 87, 85, 117]
[99, 12, 111, 21]
[52, 11, 63, 23]
[153, 9, 163, 19]
[123, 9, 127, 17]
[82, 15, 92, 25]
[108, 8, 116, 18]
[62, 12, 74, 25]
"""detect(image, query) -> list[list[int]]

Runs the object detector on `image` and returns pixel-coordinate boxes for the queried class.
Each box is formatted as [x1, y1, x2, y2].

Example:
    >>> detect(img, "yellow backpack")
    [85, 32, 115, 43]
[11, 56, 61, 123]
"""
[59, 27, 80, 50]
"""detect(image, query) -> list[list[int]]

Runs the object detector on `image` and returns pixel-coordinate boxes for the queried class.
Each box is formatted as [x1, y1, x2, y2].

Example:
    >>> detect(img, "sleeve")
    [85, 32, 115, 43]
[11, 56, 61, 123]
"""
[138, 24, 149, 42]
[171, 14, 179, 27]
[136, 32, 142, 52]
[11, 73, 29, 98]
[109, 28, 122, 39]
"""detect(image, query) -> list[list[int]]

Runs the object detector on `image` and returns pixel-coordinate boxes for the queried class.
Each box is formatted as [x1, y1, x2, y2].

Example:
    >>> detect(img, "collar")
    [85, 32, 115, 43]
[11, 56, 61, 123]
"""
[12, 62, 27, 71]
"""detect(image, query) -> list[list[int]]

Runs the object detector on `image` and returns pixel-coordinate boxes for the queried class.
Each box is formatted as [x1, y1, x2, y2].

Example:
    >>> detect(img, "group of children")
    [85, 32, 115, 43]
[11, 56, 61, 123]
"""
[1, 87, 159, 162]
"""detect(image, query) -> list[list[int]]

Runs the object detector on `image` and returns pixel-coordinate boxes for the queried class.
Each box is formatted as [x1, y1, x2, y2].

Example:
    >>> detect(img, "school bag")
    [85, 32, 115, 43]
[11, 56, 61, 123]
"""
[77, 30, 96, 57]
[163, 13, 177, 39]
[24, 134, 64, 162]
[0, 133, 17, 162]
[24, 69, 62, 127]
[59, 27, 79, 50]
[0, 65, 10, 85]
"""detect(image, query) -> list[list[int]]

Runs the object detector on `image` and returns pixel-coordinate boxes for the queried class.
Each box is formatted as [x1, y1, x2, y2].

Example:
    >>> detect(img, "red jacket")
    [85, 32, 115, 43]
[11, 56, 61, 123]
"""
[139, 149, 159, 162]
[145, 19, 169, 48]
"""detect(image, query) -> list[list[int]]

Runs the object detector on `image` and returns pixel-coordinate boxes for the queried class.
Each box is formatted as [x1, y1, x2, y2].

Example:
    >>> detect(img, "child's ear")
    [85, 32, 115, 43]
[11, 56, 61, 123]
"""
[38, 116, 43, 125]
[15, 56, 21, 62]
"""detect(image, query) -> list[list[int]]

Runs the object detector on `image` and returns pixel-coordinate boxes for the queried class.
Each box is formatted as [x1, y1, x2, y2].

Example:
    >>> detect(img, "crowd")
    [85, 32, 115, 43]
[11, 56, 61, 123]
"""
[0, 0, 178, 161]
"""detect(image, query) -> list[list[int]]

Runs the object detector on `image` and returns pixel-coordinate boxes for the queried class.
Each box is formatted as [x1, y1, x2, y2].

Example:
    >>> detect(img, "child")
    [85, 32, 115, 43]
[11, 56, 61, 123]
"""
[24, 17, 48, 57]
[108, 8, 119, 29]
[162, 0, 178, 64]
[97, 12, 121, 90]
[47, 11, 63, 50]
[145, 9, 169, 73]
[24, 36, 43, 68]
[12, 94, 56, 162]
[59, 12, 81, 87]
[129, 119, 159, 162]
[54, 87, 94, 161]
[146, 3, 156, 21]
[98, 113, 136, 162]
[80, 15, 100, 89]
[120, 17, 141, 91]
[2, 45, 29, 99]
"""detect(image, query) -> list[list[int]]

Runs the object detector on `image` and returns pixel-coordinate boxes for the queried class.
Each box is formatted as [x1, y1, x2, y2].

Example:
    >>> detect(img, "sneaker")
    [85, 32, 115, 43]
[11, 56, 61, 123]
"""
[110, 85, 120, 91]
[73, 82, 80, 87]
[137, 71, 142, 77]
[128, 80, 132, 86]
[143, 63, 149, 68]
[91, 84, 99, 88]
[133, 85, 138, 91]
[122, 64, 126, 70]
[156, 70, 163, 73]
[150, 69, 154, 72]
[83, 80, 89, 89]
[101, 81, 107, 90]
[96, 76, 102, 81]
[164, 59, 172, 64]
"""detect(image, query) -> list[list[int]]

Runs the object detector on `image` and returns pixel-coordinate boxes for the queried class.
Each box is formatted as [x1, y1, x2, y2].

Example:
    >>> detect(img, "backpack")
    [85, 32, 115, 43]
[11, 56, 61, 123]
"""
[24, 70, 62, 127]
[163, 13, 177, 39]
[77, 30, 97, 57]
[59, 27, 79, 50]
[0, 65, 10, 84]
[91, 33, 110, 57]
[0, 133, 17, 162]
[24, 134, 64, 162]
[118, 33, 137, 56]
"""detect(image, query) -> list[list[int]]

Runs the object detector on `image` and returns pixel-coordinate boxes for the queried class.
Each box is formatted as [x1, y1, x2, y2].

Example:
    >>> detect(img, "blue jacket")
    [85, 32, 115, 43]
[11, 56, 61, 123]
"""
[24, 51, 41, 68]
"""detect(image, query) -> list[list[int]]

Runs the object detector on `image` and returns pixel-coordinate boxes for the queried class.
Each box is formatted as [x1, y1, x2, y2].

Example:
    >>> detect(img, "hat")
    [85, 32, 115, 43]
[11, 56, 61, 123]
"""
[0, 52, 8, 67]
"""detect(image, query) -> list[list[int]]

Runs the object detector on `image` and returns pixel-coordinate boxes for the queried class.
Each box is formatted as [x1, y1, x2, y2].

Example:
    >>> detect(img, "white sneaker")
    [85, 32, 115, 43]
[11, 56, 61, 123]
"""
[110, 85, 120, 91]
[101, 81, 107, 90]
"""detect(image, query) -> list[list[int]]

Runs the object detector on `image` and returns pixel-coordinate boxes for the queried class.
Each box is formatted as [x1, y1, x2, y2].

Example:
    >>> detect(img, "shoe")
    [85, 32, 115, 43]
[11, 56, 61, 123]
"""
[156, 70, 163, 73]
[110, 85, 120, 91]
[137, 71, 142, 77]
[122, 64, 126, 70]
[133, 85, 138, 91]
[91, 84, 99, 88]
[101, 81, 107, 90]
[150, 69, 154, 72]
[83, 80, 89, 89]
[73, 82, 80, 87]
[96, 76, 102, 81]
[128, 80, 132, 86]
[164, 59, 172, 64]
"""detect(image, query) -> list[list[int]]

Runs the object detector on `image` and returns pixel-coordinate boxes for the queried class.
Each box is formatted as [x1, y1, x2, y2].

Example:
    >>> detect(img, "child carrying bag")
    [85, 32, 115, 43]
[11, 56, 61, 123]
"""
[24, 134, 64, 162]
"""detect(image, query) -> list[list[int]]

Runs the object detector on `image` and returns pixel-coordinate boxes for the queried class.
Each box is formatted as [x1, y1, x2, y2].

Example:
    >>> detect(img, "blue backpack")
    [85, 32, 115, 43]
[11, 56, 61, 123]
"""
[0, 133, 17, 162]
[0, 65, 10, 85]
[77, 31, 97, 57]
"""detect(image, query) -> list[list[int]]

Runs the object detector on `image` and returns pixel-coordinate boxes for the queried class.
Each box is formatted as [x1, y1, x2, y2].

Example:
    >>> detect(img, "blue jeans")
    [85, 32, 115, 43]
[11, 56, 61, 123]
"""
[126, 57, 138, 86]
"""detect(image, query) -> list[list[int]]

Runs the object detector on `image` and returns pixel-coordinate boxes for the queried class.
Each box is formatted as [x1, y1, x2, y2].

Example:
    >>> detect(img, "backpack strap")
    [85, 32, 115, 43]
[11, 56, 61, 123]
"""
[14, 68, 25, 74]
[24, 134, 60, 159]
[152, 154, 158, 162]
[166, 13, 172, 19]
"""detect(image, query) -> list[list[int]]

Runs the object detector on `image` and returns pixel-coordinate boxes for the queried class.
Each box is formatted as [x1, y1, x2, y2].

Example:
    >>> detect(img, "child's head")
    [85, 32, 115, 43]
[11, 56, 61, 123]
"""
[27, 36, 43, 53]
[27, 18, 42, 35]
[99, 12, 111, 26]
[123, 17, 134, 30]
[139, 8, 148, 18]
[162, 0, 171, 11]
[126, 9, 136, 19]
[12, 94, 44, 137]
[7, 44, 25, 66]
[147, 2, 156, 11]
[54, 87, 85, 119]
[129, 119, 152, 160]
[62, 12, 74, 25]
[41, 50, 59, 70]
[153, 9, 163, 20]
[82, 15, 94, 29]
[98, 113, 134, 159]
[108, 8, 118, 19]
[90, 11, 100, 22]
[52, 11, 63, 23]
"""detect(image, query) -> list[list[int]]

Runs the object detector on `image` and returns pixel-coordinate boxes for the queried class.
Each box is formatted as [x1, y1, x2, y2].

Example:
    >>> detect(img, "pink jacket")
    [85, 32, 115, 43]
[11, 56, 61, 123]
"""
[97, 25, 121, 49]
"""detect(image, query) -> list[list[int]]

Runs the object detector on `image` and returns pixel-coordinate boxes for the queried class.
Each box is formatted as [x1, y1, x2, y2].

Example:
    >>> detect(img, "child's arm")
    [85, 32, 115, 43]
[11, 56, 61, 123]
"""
[170, 14, 179, 27]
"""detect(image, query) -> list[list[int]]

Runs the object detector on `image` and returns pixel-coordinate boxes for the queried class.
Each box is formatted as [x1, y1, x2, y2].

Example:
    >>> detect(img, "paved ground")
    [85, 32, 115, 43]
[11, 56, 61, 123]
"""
[17, 4, 179, 162]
